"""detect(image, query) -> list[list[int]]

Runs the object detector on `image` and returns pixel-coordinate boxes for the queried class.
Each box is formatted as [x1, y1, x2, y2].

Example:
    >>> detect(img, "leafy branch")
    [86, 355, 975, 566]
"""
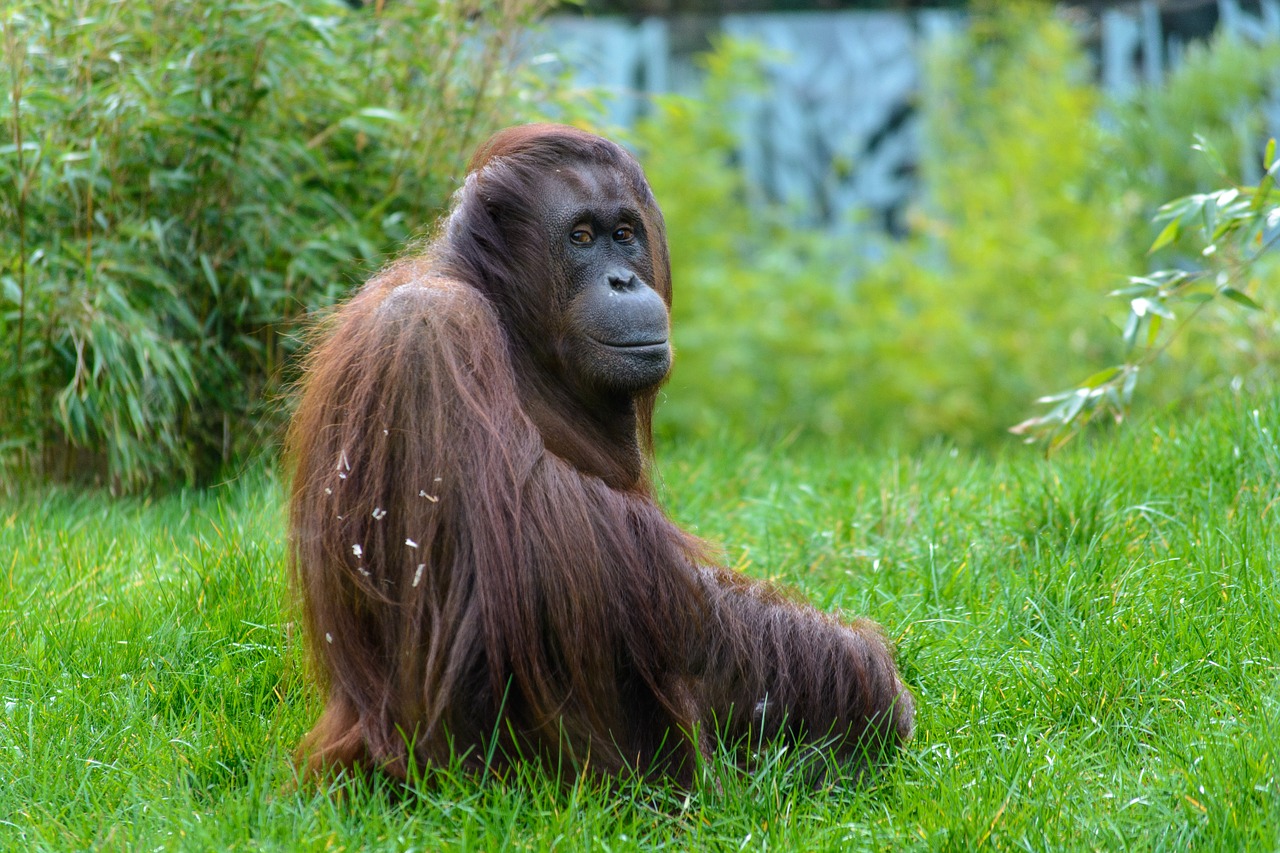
[1011, 137, 1280, 450]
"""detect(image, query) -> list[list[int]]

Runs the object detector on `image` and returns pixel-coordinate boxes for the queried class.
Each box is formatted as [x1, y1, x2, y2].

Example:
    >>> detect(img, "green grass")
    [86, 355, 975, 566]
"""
[2, 390, 1279, 850]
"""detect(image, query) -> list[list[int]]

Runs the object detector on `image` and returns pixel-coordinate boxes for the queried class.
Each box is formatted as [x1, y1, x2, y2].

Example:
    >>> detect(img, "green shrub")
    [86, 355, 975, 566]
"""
[1094, 34, 1280, 421]
[1015, 140, 1280, 448]
[0, 0, 549, 491]
[1107, 32, 1280, 210]
[845, 4, 1137, 446]
[1013, 28, 1280, 448]
[641, 7, 1139, 449]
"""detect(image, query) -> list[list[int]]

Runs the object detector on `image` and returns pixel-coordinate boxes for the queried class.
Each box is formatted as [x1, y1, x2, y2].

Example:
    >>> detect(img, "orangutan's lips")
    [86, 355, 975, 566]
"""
[594, 337, 668, 350]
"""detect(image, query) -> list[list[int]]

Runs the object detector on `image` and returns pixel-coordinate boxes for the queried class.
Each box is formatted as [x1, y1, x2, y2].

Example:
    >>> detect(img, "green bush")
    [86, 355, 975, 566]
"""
[1107, 32, 1280, 209]
[1014, 141, 1280, 448]
[845, 4, 1136, 446]
[0, 0, 549, 491]
[1092, 34, 1280, 419]
[642, 7, 1138, 449]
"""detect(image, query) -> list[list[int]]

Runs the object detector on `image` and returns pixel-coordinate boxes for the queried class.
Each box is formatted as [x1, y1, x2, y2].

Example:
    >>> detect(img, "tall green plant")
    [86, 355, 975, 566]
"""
[1107, 32, 1280, 209]
[0, 0, 549, 491]
[1013, 138, 1280, 448]
[640, 7, 1137, 449]
[1011, 22, 1280, 448]
[842, 3, 1135, 446]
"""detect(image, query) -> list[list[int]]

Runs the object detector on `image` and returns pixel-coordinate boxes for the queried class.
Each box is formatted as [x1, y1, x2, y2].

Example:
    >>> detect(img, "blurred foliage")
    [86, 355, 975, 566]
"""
[1107, 32, 1280, 204]
[1069, 32, 1280, 431]
[1014, 140, 1280, 448]
[848, 3, 1134, 446]
[646, 6, 1134, 447]
[645, 5, 1279, 450]
[0, 0, 550, 492]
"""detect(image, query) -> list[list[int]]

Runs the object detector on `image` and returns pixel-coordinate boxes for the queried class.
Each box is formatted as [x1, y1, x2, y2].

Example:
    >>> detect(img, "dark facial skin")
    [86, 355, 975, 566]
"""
[540, 168, 672, 402]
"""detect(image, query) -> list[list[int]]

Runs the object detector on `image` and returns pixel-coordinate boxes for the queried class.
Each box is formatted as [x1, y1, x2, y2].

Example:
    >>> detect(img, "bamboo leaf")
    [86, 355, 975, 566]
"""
[199, 254, 220, 299]
[1148, 217, 1180, 254]
[1145, 314, 1163, 348]
[1081, 366, 1121, 389]
[1220, 287, 1261, 311]
[1062, 388, 1089, 423]
[1123, 311, 1141, 350]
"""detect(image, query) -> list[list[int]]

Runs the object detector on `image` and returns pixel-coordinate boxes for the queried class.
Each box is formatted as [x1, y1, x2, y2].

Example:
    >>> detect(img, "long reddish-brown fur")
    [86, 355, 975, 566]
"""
[286, 124, 913, 785]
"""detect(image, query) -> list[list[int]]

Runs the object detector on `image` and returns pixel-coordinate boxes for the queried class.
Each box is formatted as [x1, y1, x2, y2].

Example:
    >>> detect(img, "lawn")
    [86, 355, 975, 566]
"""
[2, 391, 1278, 850]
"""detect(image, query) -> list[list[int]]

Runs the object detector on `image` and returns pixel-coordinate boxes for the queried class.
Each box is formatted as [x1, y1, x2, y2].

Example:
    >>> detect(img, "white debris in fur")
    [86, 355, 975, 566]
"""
[358, 567, 371, 577]
[324, 487, 332, 495]
[352, 544, 363, 558]
[413, 564, 425, 587]
[338, 450, 350, 471]
[325, 633, 333, 644]
[372, 507, 387, 520]
[405, 538, 418, 549]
